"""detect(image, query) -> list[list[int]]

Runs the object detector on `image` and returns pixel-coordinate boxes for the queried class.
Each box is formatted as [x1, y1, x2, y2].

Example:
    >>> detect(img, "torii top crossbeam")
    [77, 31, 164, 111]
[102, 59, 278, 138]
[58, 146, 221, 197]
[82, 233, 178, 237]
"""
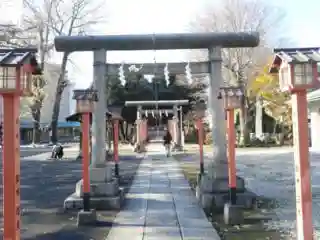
[125, 100, 189, 107]
[54, 32, 259, 52]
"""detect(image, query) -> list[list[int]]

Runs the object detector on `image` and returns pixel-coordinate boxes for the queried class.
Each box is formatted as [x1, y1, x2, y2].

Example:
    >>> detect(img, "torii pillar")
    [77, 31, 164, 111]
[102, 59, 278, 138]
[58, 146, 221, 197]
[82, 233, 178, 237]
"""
[172, 105, 183, 151]
[62, 50, 123, 211]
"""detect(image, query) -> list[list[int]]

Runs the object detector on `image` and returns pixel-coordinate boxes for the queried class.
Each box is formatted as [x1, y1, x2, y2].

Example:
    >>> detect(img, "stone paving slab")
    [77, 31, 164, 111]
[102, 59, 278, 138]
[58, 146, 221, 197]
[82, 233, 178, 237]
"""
[106, 150, 220, 240]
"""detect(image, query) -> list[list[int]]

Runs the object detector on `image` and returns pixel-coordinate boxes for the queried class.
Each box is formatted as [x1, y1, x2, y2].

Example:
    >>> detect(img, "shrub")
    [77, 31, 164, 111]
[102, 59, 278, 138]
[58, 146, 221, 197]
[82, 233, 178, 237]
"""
[204, 132, 212, 145]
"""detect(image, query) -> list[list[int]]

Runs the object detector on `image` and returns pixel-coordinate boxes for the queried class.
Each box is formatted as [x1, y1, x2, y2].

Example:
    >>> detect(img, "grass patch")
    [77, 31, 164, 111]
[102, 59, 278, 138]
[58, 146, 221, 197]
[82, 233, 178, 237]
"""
[175, 154, 287, 240]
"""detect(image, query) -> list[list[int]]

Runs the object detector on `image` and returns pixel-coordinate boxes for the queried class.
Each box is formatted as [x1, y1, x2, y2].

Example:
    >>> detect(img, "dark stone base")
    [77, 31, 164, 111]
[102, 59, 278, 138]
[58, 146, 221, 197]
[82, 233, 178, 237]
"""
[134, 144, 147, 153]
[199, 173, 246, 193]
[77, 209, 97, 226]
[223, 203, 244, 225]
[64, 188, 125, 211]
[196, 173, 256, 213]
[172, 144, 183, 152]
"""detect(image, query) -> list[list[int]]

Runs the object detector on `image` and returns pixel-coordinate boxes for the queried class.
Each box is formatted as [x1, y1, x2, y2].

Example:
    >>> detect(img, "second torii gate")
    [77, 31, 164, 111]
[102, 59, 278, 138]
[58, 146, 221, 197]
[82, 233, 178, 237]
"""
[125, 100, 189, 152]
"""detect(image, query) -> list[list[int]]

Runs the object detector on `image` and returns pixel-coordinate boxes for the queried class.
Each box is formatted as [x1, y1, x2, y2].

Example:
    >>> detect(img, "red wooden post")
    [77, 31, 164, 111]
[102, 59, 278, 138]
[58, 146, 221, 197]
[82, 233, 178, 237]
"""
[292, 89, 313, 239]
[269, 48, 320, 239]
[3, 94, 20, 240]
[82, 112, 90, 211]
[113, 119, 119, 177]
[226, 109, 236, 204]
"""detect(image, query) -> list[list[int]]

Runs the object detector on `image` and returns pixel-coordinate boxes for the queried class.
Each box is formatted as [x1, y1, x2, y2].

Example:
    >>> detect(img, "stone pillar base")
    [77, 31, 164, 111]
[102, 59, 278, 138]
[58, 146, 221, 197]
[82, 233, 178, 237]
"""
[172, 143, 183, 152]
[134, 143, 147, 153]
[77, 209, 97, 226]
[223, 203, 244, 225]
[63, 164, 124, 210]
[196, 173, 256, 213]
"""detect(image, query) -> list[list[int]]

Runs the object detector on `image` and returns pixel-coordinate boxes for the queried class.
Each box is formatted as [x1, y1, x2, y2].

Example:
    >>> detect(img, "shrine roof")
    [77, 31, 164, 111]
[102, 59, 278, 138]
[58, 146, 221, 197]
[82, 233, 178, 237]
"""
[270, 47, 320, 73]
[125, 100, 189, 107]
[0, 48, 37, 66]
[66, 106, 124, 122]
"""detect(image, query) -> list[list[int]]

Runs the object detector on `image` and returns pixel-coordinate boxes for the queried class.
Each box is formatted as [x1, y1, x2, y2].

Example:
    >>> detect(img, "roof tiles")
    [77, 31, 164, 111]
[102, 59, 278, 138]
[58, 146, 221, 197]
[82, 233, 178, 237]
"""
[0, 48, 37, 66]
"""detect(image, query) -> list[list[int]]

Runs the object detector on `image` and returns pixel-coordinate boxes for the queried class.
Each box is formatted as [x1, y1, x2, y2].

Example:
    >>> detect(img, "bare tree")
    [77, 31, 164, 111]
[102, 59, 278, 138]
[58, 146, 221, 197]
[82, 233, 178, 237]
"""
[23, 0, 106, 144]
[0, 23, 46, 143]
[190, 0, 287, 145]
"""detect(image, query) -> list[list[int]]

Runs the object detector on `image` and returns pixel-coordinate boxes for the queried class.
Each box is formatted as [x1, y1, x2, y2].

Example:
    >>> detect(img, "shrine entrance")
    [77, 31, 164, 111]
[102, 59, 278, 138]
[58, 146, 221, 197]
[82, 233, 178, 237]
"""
[125, 100, 188, 152]
[54, 32, 259, 214]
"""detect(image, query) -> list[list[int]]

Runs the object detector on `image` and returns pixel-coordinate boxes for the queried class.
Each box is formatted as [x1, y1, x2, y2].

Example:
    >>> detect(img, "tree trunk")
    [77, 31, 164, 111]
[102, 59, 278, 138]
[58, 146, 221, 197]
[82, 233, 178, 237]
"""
[50, 53, 68, 144]
[51, 98, 60, 144]
[32, 109, 41, 144]
[239, 103, 250, 146]
[255, 97, 263, 139]
[32, 121, 41, 144]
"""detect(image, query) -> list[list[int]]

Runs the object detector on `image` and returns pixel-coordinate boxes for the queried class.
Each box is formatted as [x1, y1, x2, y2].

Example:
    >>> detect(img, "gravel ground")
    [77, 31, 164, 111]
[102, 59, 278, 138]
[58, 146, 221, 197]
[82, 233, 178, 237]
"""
[174, 153, 285, 240]
[0, 150, 142, 240]
[234, 151, 320, 239]
[176, 148, 320, 239]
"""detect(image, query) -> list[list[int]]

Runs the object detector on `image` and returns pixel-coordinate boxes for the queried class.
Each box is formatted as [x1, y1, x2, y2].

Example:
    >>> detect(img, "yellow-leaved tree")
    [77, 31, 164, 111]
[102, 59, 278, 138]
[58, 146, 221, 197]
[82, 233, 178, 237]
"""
[249, 64, 292, 143]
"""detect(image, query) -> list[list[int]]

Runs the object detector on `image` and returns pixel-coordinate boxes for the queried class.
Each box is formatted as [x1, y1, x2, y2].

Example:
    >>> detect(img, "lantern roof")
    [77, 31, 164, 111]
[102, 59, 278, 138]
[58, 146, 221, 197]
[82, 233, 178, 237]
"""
[269, 47, 320, 74]
[73, 89, 98, 101]
[65, 107, 124, 122]
[0, 48, 37, 66]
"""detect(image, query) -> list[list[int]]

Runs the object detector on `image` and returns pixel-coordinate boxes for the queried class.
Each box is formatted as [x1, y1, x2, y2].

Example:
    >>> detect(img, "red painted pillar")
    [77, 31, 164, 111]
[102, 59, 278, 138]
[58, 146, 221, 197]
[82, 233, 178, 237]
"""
[82, 112, 90, 211]
[144, 119, 147, 142]
[292, 89, 313, 240]
[141, 120, 147, 143]
[113, 119, 119, 177]
[136, 119, 141, 145]
[3, 94, 20, 240]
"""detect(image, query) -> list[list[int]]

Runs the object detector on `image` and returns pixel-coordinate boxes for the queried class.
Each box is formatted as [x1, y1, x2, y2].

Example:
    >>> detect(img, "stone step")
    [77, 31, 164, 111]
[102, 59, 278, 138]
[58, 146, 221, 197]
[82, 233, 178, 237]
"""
[64, 188, 124, 210]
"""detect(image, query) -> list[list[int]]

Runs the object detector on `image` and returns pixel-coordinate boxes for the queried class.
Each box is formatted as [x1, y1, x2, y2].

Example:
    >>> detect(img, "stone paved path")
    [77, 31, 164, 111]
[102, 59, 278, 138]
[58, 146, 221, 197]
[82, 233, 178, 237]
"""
[106, 146, 220, 240]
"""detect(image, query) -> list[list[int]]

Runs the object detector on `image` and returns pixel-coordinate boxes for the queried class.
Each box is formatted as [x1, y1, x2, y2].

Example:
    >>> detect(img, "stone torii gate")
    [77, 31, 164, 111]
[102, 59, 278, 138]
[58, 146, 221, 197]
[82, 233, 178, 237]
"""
[125, 100, 189, 152]
[54, 32, 259, 211]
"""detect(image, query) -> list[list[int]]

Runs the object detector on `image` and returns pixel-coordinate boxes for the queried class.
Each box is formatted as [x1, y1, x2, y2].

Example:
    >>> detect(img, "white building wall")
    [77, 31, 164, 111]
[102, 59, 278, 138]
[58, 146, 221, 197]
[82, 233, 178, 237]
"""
[309, 103, 320, 150]
[16, 63, 73, 124]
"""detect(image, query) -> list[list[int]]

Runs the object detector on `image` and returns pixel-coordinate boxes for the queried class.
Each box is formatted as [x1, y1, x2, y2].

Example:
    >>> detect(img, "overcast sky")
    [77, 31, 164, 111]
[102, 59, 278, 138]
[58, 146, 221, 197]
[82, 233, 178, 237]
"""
[65, 0, 320, 89]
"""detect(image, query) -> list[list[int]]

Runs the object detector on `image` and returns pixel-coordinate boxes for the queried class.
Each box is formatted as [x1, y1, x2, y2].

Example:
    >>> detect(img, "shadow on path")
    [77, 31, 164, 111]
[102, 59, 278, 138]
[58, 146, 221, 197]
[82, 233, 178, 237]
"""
[0, 154, 142, 240]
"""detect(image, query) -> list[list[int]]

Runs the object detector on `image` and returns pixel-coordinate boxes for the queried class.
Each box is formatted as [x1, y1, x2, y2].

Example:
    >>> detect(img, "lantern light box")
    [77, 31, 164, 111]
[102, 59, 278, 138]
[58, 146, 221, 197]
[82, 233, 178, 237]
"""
[270, 48, 320, 92]
[0, 50, 39, 96]
[219, 87, 243, 110]
[73, 89, 99, 113]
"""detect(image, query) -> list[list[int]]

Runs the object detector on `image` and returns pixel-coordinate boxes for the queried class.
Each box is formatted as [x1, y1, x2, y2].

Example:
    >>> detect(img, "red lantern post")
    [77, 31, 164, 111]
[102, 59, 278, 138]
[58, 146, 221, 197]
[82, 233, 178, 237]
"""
[219, 87, 243, 205]
[270, 48, 320, 240]
[73, 89, 98, 213]
[0, 49, 38, 240]
[218, 86, 244, 225]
